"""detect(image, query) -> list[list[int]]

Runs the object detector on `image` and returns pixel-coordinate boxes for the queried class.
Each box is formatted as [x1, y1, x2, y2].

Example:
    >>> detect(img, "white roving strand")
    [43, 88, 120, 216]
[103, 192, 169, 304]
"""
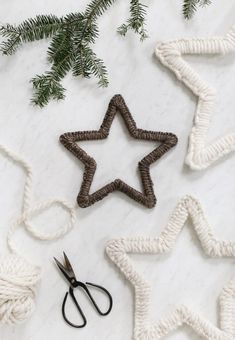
[0, 144, 76, 325]
[106, 196, 235, 340]
[155, 25, 235, 170]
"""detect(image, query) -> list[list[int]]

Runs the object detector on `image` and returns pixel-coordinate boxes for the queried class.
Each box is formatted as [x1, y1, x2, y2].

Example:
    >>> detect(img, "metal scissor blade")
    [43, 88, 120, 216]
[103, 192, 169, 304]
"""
[63, 252, 74, 275]
[54, 253, 76, 284]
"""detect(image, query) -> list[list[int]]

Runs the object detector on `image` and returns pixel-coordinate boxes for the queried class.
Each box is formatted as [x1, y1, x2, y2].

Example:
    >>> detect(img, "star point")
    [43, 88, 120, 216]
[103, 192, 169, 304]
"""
[60, 95, 178, 208]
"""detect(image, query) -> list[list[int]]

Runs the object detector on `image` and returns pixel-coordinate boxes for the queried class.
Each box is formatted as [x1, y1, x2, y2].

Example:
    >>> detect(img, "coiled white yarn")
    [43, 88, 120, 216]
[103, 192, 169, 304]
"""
[0, 254, 40, 325]
[106, 196, 235, 339]
[0, 144, 76, 325]
[155, 25, 235, 170]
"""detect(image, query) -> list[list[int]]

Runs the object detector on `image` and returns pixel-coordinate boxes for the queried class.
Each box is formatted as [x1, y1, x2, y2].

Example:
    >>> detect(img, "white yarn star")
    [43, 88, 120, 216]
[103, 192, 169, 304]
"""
[106, 196, 235, 340]
[155, 26, 235, 170]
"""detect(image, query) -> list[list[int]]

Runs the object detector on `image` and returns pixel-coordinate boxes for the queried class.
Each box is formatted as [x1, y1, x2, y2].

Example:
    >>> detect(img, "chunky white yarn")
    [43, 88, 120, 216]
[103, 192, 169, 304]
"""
[155, 25, 235, 170]
[106, 196, 235, 339]
[0, 144, 76, 325]
[0, 254, 40, 325]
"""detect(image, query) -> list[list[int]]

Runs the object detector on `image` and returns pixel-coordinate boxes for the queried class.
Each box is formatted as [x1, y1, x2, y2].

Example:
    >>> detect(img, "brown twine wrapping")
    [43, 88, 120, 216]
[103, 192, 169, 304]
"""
[60, 94, 178, 208]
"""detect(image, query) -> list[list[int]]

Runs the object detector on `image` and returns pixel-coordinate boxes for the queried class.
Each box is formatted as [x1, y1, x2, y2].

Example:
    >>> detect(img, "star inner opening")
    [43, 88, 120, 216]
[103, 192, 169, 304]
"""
[77, 114, 160, 193]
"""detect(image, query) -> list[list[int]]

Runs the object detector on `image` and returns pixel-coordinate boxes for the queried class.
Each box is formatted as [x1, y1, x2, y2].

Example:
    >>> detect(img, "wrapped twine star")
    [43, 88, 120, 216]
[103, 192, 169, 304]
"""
[60, 94, 178, 208]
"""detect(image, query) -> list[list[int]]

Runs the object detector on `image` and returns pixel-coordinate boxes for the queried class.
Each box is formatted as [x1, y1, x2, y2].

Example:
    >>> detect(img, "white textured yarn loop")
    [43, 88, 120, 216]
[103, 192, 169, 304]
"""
[155, 25, 235, 170]
[0, 144, 76, 325]
[106, 196, 235, 340]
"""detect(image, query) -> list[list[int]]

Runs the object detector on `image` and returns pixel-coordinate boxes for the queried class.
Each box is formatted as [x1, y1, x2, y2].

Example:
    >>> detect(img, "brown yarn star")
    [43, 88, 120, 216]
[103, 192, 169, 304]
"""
[60, 95, 178, 208]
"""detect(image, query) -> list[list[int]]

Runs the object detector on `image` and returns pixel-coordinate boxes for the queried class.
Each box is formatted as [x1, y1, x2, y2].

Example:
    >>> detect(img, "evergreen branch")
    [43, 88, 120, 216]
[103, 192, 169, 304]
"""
[0, 24, 18, 38]
[31, 74, 65, 107]
[0, 1, 213, 107]
[118, 0, 148, 41]
[199, 0, 212, 8]
[85, 0, 116, 19]
[32, 29, 75, 106]
[47, 26, 73, 65]
[183, 0, 212, 19]
[72, 45, 90, 78]
[0, 15, 63, 55]
[73, 46, 108, 86]
[0, 34, 21, 55]
[71, 0, 115, 85]
[18, 15, 64, 42]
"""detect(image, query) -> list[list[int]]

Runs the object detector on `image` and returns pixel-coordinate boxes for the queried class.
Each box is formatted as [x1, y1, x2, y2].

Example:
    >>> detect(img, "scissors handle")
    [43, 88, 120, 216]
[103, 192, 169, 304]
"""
[62, 287, 87, 328]
[84, 282, 113, 316]
[62, 283, 113, 328]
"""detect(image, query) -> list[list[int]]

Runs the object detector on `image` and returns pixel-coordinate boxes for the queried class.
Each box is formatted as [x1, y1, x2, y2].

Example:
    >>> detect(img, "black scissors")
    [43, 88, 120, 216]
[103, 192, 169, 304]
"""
[54, 252, 113, 328]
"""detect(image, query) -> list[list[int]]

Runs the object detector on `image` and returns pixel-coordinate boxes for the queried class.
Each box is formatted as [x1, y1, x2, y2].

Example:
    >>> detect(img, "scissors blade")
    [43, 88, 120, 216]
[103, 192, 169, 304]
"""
[54, 253, 76, 284]
[63, 252, 74, 275]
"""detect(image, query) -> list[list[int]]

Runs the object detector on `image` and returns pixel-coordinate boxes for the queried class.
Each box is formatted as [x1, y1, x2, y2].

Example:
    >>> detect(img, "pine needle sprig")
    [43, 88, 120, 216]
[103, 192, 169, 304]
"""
[117, 0, 148, 41]
[0, 15, 63, 55]
[31, 25, 75, 106]
[85, 0, 116, 19]
[31, 74, 66, 107]
[183, 0, 212, 20]
[0, 1, 116, 106]
[0, 0, 212, 107]
[73, 46, 109, 87]
[71, 0, 116, 82]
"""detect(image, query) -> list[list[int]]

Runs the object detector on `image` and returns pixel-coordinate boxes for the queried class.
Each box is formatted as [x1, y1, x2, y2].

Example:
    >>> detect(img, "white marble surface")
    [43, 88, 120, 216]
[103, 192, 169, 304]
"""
[0, 1, 235, 339]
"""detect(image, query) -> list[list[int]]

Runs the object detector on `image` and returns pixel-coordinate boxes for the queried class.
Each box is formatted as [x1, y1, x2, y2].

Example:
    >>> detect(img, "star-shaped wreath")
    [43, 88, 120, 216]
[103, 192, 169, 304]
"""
[60, 95, 178, 208]
[106, 195, 235, 340]
[155, 25, 235, 170]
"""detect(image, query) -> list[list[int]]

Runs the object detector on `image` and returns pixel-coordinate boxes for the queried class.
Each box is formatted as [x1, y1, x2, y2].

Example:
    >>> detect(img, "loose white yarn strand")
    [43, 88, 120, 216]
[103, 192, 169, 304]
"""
[0, 144, 76, 325]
